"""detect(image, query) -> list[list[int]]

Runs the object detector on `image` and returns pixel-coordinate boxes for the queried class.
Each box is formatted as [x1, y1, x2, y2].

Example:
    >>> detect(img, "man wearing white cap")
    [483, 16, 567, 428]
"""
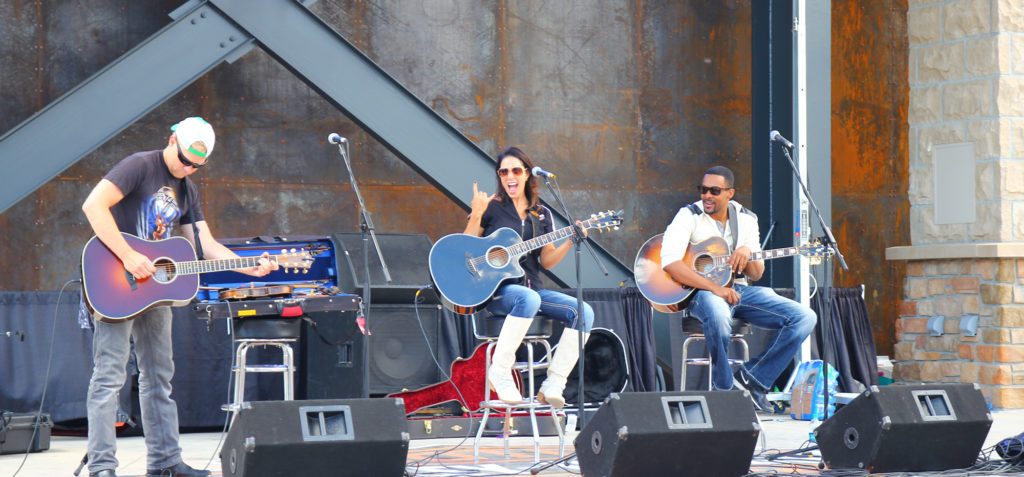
[81, 117, 277, 477]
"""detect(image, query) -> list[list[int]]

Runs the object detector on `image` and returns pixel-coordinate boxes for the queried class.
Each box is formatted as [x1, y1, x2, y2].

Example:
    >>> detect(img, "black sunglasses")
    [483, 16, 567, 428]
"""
[698, 185, 732, 196]
[176, 141, 207, 169]
[497, 167, 525, 177]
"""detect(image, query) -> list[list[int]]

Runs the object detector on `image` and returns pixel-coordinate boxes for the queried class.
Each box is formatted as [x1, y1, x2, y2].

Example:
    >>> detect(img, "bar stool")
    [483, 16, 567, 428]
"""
[472, 313, 565, 463]
[222, 318, 300, 415]
[679, 313, 750, 390]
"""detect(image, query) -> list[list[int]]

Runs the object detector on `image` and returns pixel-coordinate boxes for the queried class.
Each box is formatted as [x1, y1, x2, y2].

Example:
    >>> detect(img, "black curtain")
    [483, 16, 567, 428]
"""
[776, 286, 878, 392]
[619, 287, 657, 392]
[0, 291, 91, 423]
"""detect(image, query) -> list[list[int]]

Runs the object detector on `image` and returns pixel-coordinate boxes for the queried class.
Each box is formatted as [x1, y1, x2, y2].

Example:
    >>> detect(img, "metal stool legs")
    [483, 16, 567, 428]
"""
[223, 338, 296, 414]
[680, 326, 750, 391]
[471, 329, 565, 463]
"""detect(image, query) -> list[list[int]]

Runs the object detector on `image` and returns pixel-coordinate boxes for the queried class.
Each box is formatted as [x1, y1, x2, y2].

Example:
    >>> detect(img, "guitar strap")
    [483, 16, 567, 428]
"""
[728, 201, 744, 280]
[728, 201, 739, 253]
[180, 178, 204, 260]
[528, 208, 541, 242]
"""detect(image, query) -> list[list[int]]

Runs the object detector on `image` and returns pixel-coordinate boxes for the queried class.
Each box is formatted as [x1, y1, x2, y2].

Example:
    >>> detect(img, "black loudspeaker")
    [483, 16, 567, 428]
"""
[574, 391, 759, 477]
[332, 233, 438, 303]
[815, 384, 992, 472]
[300, 305, 442, 397]
[220, 398, 409, 477]
[366, 303, 442, 394]
[300, 310, 365, 399]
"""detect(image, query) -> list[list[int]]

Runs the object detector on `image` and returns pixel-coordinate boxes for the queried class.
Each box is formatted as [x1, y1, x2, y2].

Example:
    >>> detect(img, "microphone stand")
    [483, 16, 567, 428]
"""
[539, 174, 607, 431]
[332, 137, 392, 398]
[774, 139, 847, 426]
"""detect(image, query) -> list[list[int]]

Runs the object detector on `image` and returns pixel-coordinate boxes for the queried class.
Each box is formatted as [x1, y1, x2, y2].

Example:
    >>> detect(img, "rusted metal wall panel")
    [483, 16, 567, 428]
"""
[831, 0, 910, 357]
[0, 0, 908, 362]
[636, 0, 754, 261]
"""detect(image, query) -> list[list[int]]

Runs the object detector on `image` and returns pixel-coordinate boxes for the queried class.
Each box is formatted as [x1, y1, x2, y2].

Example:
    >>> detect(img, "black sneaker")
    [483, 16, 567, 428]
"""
[146, 462, 210, 477]
[733, 368, 771, 412]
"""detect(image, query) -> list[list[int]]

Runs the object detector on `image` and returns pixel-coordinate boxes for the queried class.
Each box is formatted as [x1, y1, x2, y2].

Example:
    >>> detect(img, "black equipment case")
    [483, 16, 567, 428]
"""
[0, 412, 52, 455]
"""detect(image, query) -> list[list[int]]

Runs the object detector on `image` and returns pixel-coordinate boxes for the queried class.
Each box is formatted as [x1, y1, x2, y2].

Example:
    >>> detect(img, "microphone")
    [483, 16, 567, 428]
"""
[531, 166, 556, 179]
[327, 133, 347, 145]
[770, 130, 794, 149]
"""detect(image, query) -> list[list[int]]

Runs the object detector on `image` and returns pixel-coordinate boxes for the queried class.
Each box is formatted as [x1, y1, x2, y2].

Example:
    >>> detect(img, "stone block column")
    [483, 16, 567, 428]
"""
[889, 0, 1024, 408]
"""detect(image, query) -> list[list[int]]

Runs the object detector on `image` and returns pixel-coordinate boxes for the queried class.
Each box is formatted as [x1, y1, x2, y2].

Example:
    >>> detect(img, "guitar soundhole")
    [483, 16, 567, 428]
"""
[485, 247, 509, 268]
[693, 256, 715, 275]
[152, 258, 177, 284]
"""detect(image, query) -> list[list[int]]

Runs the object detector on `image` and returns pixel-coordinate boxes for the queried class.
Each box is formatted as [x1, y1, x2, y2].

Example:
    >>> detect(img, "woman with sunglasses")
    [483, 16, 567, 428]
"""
[463, 146, 594, 408]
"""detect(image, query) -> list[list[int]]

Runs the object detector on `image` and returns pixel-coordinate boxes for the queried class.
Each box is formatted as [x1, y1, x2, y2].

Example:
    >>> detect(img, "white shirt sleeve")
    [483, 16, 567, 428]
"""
[733, 202, 762, 253]
[661, 207, 697, 268]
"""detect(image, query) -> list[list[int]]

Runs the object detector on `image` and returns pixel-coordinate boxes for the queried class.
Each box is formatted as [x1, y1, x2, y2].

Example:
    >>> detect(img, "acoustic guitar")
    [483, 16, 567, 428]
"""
[82, 232, 314, 322]
[429, 210, 623, 314]
[633, 234, 831, 313]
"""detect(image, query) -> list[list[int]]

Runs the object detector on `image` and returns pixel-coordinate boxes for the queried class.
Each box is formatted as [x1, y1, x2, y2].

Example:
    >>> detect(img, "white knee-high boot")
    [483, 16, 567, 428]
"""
[487, 315, 534, 403]
[537, 329, 590, 409]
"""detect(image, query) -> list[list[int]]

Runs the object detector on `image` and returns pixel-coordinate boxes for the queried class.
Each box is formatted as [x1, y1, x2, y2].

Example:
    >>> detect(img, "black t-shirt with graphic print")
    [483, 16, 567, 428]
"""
[104, 150, 203, 240]
[479, 198, 554, 291]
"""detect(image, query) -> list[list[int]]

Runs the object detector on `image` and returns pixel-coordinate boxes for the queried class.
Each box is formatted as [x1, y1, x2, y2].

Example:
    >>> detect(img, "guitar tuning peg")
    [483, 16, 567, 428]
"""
[302, 269, 308, 274]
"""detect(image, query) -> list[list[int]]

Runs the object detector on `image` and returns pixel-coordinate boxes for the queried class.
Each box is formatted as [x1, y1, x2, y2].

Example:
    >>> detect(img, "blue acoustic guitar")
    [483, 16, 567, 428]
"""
[429, 210, 623, 314]
[81, 232, 314, 322]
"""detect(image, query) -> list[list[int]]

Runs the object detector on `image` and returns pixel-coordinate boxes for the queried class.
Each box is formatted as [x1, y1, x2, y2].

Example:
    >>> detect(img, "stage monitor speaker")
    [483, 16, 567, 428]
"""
[220, 398, 409, 477]
[300, 305, 442, 398]
[574, 391, 759, 477]
[815, 383, 992, 472]
[332, 233, 438, 304]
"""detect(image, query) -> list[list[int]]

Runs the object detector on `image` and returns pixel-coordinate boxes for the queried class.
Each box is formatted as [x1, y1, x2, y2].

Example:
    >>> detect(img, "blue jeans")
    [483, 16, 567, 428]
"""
[688, 285, 817, 391]
[486, 284, 594, 332]
[87, 306, 183, 472]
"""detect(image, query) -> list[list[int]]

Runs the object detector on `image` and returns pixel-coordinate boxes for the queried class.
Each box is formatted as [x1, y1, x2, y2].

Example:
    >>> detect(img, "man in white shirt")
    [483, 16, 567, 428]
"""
[661, 165, 816, 411]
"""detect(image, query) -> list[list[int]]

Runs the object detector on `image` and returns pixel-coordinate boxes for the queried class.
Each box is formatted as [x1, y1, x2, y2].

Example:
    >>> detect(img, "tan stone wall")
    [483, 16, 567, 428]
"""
[896, 257, 1024, 408]
[907, 0, 1024, 244]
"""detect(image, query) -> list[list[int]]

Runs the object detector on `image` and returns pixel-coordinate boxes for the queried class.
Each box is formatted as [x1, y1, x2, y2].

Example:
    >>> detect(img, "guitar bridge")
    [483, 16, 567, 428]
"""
[465, 252, 479, 277]
[124, 270, 138, 291]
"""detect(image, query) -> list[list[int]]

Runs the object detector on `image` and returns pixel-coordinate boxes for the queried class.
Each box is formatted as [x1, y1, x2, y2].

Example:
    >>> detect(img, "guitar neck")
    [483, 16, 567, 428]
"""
[750, 246, 804, 262]
[505, 220, 594, 258]
[174, 256, 267, 276]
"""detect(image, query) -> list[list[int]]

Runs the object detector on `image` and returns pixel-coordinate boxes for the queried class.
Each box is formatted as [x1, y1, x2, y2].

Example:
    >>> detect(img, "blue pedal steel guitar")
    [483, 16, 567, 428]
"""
[429, 210, 623, 314]
[82, 232, 314, 322]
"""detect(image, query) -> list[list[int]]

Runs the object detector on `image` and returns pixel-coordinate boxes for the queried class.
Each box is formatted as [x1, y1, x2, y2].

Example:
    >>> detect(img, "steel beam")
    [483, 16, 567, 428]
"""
[0, 1, 253, 214]
[0, 0, 629, 286]
[214, 0, 630, 287]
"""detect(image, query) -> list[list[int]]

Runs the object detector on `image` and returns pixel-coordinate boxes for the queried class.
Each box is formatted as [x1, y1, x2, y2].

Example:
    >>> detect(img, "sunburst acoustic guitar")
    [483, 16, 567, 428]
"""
[633, 234, 831, 313]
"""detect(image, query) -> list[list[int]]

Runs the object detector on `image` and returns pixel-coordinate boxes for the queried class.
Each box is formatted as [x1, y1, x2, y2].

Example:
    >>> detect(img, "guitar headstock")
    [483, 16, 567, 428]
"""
[801, 238, 835, 266]
[274, 249, 315, 274]
[586, 209, 624, 233]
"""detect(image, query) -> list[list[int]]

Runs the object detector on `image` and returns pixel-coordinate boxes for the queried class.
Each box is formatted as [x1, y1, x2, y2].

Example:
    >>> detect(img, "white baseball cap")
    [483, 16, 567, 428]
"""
[171, 117, 215, 158]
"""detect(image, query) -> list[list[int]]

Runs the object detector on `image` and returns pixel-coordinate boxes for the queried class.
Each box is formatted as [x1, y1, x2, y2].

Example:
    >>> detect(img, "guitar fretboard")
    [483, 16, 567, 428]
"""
[173, 256, 271, 276]
[712, 247, 808, 267]
[504, 218, 598, 258]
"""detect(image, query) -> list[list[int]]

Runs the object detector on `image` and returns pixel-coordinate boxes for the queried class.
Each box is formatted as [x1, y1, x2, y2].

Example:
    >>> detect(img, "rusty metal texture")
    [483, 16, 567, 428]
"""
[830, 0, 909, 357]
[0, 1, 908, 357]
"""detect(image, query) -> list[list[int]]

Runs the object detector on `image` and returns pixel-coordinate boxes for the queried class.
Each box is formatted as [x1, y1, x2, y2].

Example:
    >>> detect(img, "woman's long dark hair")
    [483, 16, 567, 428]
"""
[494, 146, 540, 208]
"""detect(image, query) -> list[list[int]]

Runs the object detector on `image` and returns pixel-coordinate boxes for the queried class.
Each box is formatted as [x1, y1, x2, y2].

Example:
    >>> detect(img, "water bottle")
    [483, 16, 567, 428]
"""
[808, 418, 820, 443]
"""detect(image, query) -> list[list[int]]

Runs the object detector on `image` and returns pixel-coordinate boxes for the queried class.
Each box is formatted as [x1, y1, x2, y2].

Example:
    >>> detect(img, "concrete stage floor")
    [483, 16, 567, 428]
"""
[2, 407, 1024, 476]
